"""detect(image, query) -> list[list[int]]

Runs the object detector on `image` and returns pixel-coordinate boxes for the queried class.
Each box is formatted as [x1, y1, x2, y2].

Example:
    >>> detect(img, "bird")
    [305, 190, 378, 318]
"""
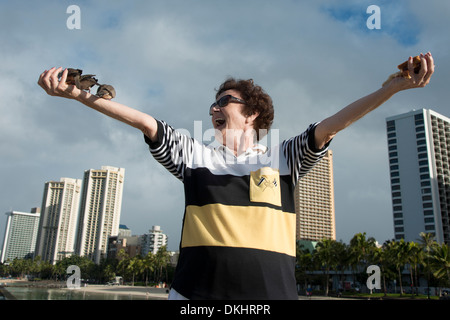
[397, 55, 422, 79]
[96, 84, 116, 100]
[58, 68, 82, 85]
[382, 55, 421, 87]
[76, 74, 98, 91]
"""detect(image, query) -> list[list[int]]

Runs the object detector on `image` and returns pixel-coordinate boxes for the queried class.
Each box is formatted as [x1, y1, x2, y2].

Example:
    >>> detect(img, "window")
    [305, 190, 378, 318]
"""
[388, 139, 397, 145]
[416, 132, 426, 139]
[417, 139, 426, 146]
[387, 120, 396, 132]
[417, 146, 427, 152]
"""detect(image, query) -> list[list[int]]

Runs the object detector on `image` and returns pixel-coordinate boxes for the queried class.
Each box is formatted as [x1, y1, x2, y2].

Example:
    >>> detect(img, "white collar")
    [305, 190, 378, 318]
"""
[216, 144, 268, 158]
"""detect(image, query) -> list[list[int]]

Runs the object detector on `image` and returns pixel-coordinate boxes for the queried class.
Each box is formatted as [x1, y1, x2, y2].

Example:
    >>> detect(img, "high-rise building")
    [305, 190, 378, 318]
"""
[1, 208, 40, 263]
[386, 109, 450, 244]
[75, 166, 125, 263]
[118, 224, 131, 237]
[295, 150, 336, 241]
[140, 225, 168, 256]
[35, 178, 81, 264]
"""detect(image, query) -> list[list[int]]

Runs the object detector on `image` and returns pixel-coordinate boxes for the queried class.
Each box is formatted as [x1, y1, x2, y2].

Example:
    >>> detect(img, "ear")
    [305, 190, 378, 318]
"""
[246, 111, 260, 125]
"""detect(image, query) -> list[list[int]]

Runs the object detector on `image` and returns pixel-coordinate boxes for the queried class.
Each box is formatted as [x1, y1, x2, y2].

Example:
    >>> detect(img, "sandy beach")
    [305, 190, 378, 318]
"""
[75, 284, 169, 299]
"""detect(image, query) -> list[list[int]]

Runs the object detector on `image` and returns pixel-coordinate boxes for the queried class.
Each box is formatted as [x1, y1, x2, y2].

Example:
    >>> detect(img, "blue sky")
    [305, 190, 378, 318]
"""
[0, 0, 448, 251]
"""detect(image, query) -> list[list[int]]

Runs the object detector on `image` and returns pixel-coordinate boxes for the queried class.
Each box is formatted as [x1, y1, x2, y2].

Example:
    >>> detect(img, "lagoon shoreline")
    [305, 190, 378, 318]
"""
[1, 279, 169, 300]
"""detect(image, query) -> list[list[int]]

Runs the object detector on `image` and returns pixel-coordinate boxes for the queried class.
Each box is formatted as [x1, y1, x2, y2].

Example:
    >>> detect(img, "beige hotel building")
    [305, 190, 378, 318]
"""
[295, 150, 336, 241]
[35, 178, 82, 264]
[75, 166, 125, 264]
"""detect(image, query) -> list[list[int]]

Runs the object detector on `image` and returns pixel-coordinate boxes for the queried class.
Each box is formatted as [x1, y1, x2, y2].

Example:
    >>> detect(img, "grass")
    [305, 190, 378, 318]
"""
[341, 292, 440, 300]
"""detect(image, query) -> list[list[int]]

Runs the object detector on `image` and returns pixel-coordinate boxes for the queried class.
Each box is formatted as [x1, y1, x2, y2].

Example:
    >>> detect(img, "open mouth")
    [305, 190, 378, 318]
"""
[215, 118, 226, 127]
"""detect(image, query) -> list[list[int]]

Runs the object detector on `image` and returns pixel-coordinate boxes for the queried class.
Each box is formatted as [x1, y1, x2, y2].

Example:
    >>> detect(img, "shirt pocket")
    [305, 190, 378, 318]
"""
[249, 167, 282, 207]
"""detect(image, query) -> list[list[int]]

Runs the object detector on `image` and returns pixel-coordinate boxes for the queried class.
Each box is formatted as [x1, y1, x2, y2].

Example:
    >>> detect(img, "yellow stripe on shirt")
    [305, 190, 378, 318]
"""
[181, 203, 296, 257]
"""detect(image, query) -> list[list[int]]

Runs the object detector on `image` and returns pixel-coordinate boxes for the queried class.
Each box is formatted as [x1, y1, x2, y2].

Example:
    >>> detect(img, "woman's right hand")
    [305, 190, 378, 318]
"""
[37, 67, 83, 100]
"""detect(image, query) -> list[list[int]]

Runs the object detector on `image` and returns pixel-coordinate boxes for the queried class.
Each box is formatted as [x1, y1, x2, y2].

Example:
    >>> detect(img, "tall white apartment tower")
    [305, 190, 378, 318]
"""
[295, 150, 336, 241]
[386, 109, 450, 244]
[1, 208, 40, 263]
[75, 166, 125, 264]
[140, 225, 168, 256]
[35, 178, 82, 264]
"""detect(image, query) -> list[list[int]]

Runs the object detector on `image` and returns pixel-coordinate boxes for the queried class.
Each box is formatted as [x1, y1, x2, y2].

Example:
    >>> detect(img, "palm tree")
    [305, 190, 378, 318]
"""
[295, 242, 316, 294]
[386, 239, 410, 295]
[377, 241, 398, 296]
[428, 243, 450, 291]
[348, 232, 377, 290]
[315, 239, 338, 296]
[332, 241, 349, 294]
[116, 249, 129, 280]
[407, 241, 422, 295]
[127, 256, 143, 286]
[418, 232, 438, 298]
[154, 246, 171, 285]
[143, 252, 155, 286]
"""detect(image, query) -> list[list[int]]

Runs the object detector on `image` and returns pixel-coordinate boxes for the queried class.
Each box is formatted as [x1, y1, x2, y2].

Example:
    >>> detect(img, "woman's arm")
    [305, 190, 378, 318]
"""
[314, 52, 435, 149]
[38, 67, 158, 141]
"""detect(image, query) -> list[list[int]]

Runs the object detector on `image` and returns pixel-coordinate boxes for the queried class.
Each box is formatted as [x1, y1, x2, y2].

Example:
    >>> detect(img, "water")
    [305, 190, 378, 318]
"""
[3, 286, 151, 300]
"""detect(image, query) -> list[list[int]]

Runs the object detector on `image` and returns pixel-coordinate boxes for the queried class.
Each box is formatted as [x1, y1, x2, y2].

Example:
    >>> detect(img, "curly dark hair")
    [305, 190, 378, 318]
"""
[216, 78, 274, 140]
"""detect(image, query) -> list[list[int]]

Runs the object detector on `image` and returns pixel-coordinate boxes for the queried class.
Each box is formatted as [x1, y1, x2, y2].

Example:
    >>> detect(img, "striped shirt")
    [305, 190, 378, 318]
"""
[144, 120, 330, 299]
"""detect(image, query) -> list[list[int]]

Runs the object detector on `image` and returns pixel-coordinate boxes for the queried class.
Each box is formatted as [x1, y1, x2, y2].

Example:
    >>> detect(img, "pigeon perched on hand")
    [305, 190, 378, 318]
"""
[58, 68, 82, 85]
[76, 74, 98, 91]
[382, 56, 421, 87]
[96, 84, 116, 100]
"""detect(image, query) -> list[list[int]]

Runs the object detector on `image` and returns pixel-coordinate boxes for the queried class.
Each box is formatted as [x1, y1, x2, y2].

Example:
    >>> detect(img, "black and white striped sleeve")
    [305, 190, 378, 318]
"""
[282, 122, 331, 186]
[144, 120, 194, 182]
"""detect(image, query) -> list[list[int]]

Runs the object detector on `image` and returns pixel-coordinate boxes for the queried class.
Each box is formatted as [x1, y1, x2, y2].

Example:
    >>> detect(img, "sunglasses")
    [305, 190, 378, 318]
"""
[209, 95, 246, 116]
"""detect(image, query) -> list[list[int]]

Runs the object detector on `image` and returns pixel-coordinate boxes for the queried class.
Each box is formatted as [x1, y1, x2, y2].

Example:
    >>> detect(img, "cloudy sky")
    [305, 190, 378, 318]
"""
[1, 0, 448, 251]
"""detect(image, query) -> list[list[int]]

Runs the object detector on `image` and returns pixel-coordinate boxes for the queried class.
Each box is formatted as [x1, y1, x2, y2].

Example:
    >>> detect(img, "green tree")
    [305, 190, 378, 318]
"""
[127, 256, 143, 286]
[429, 243, 450, 290]
[154, 246, 171, 284]
[348, 232, 377, 290]
[143, 252, 155, 286]
[116, 249, 130, 281]
[315, 239, 339, 296]
[295, 242, 317, 293]
[385, 239, 409, 295]
[407, 241, 422, 295]
[418, 232, 438, 298]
